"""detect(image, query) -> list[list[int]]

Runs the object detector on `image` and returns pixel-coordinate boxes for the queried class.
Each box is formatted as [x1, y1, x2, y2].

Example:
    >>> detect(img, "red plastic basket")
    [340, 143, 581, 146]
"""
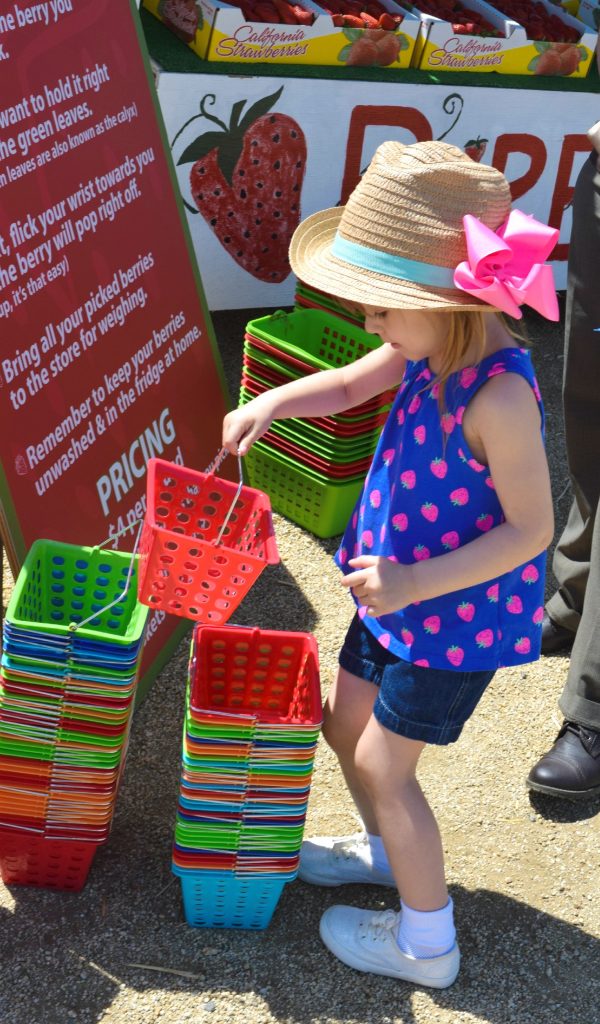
[0, 829, 98, 891]
[189, 625, 322, 726]
[138, 459, 279, 624]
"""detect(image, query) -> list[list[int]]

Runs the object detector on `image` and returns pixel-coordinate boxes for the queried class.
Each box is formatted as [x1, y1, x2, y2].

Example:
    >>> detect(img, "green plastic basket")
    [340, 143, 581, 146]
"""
[6, 540, 148, 645]
[245, 309, 380, 372]
[244, 443, 364, 539]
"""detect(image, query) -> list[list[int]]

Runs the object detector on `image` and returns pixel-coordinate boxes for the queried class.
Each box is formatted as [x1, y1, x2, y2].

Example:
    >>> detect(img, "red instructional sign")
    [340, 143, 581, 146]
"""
[0, 0, 231, 690]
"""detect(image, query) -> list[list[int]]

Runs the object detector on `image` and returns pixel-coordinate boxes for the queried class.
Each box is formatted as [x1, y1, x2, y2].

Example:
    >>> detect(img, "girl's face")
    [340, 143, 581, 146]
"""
[361, 306, 447, 368]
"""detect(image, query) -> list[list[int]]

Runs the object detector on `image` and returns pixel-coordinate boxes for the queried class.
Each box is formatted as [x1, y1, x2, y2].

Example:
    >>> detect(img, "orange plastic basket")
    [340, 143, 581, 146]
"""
[137, 457, 279, 624]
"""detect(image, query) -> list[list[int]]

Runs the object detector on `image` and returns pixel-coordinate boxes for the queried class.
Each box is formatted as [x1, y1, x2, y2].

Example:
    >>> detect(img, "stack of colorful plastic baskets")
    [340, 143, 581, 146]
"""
[241, 309, 394, 538]
[172, 624, 322, 929]
[137, 458, 279, 624]
[0, 539, 148, 890]
[294, 280, 365, 326]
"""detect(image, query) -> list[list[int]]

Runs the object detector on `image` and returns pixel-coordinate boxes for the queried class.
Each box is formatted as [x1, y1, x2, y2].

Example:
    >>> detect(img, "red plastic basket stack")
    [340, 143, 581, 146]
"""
[137, 458, 279, 624]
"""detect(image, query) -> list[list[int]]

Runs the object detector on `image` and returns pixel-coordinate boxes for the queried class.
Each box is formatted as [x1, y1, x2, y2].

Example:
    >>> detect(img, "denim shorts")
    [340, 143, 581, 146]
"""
[339, 614, 496, 746]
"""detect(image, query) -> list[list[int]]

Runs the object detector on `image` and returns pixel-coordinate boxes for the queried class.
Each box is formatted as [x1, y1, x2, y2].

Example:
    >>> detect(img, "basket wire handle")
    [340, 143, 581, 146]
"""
[68, 518, 144, 633]
[205, 448, 245, 547]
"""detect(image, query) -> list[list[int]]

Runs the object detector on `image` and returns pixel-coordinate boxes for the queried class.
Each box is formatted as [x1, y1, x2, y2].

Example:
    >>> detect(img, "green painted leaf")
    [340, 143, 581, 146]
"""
[338, 43, 353, 61]
[237, 86, 284, 135]
[534, 41, 550, 52]
[343, 27, 363, 41]
[399, 33, 410, 50]
[528, 54, 540, 71]
[229, 99, 247, 131]
[177, 130, 226, 165]
[217, 138, 244, 185]
[578, 46, 588, 59]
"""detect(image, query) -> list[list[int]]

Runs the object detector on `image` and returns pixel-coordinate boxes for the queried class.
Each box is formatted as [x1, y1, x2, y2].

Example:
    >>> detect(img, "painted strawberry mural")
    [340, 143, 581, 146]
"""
[175, 88, 306, 283]
[463, 137, 487, 163]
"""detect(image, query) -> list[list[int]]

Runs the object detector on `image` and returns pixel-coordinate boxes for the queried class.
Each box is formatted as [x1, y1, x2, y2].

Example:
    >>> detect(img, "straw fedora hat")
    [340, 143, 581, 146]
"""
[289, 140, 512, 312]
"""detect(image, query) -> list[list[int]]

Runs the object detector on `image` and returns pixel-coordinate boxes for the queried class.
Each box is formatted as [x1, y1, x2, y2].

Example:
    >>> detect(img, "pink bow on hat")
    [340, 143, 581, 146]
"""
[454, 210, 560, 321]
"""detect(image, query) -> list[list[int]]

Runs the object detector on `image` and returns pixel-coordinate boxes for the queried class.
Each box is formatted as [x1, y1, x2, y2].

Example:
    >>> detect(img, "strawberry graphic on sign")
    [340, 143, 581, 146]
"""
[463, 137, 488, 163]
[175, 88, 306, 282]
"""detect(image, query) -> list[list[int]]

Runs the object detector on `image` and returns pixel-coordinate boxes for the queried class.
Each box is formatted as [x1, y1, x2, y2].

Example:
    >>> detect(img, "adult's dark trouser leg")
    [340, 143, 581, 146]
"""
[545, 153, 600, 627]
[558, 499, 600, 727]
[547, 154, 600, 728]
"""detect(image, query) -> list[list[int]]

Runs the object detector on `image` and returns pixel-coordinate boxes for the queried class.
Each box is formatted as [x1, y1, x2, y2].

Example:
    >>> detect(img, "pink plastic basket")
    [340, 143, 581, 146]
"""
[138, 458, 279, 624]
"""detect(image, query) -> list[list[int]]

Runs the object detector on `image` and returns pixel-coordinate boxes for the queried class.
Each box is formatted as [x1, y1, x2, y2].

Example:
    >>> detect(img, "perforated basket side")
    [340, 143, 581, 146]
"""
[177, 870, 286, 929]
[245, 445, 364, 539]
[0, 830, 97, 891]
[6, 540, 147, 644]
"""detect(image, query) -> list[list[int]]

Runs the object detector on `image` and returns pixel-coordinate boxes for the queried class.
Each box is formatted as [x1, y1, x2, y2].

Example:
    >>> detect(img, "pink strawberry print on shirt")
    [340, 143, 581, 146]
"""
[506, 594, 523, 614]
[460, 366, 478, 389]
[488, 363, 507, 377]
[414, 425, 426, 445]
[533, 606, 544, 625]
[361, 530, 374, 549]
[401, 470, 416, 489]
[397, 408, 405, 426]
[392, 512, 408, 532]
[413, 544, 430, 560]
[382, 449, 395, 466]
[441, 412, 456, 435]
[457, 601, 475, 622]
[487, 583, 499, 603]
[446, 645, 464, 667]
[455, 405, 466, 425]
[476, 628, 494, 648]
[476, 513, 494, 532]
[514, 636, 531, 654]
[378, 633, 391, 649]
[339, 547, 348, 565]
[423, 615, 441, 634]
[414, 659, 430, 667]
[521, 564, 539, 584]
[408, 396, 421, 415]
[420, 502, 438, 522]
[430, 457, 447, 479]
[442, 531, 460, 550]
[369, 489, 381, 509]
[401, 627, 414, 646]
[450, 487, 469, 506]
[380, 523, 386, 544]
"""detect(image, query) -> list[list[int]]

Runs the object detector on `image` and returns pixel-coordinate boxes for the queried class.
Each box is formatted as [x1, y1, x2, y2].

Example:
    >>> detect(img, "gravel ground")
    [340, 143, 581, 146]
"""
[0, 306, 598, 1024]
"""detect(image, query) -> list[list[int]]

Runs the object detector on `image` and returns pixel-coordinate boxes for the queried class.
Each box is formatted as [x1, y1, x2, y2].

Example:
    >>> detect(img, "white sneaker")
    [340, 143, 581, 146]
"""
[298, 832, 396, 887]
[319, 906, 460, 989]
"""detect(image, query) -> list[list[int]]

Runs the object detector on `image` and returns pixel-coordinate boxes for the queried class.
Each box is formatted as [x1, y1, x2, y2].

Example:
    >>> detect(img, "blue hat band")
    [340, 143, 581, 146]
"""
[331, 234, 456, 289]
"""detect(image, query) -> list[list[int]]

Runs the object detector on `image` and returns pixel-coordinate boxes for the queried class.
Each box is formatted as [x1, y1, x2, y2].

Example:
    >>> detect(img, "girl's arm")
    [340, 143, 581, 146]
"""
[345, 372, 554, 614]
[222, 343, 406, 456]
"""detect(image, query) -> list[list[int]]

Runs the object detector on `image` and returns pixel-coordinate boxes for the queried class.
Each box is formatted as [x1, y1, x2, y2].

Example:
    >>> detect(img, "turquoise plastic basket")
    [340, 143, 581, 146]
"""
[174, 865, 287, 929]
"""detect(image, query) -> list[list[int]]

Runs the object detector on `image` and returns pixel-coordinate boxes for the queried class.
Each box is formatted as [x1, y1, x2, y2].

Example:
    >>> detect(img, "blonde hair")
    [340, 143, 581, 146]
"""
[433, 310, 527, 410]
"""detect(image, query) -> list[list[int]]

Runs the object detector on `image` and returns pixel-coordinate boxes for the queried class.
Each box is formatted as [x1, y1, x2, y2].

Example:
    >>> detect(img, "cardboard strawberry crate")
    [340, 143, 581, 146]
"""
[576, 0, 600, 30]
[142, 0, 214, 57]
[410, 0, 596, 75]
[143, 0, 421, 67]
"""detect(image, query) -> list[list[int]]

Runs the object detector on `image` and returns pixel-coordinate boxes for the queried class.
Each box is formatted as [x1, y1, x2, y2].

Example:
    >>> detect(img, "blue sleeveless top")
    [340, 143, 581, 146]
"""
[335, 348, 546, 671]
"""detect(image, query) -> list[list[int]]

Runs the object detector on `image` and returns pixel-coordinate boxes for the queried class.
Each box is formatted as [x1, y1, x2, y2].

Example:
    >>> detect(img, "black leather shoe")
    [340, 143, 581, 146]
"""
[527, 721, 600, 800]
[541, 612, 575, 656]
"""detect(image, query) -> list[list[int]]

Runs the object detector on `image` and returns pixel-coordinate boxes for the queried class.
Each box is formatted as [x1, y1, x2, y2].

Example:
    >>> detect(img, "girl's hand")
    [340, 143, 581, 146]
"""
[222, 395, 274, 457]
[341, 556, 418, 617]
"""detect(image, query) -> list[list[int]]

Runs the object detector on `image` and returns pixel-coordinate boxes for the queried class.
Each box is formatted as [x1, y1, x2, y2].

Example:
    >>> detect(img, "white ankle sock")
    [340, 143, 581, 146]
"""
[397, 897, 456, 959]
[365, 832, 391, 873]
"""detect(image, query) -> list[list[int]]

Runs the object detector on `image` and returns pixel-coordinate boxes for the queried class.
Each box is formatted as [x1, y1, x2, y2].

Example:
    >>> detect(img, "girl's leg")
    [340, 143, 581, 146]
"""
[299, 667, 396, 887]
[354, 715, 447, 911]
[321, 665, 379, 833]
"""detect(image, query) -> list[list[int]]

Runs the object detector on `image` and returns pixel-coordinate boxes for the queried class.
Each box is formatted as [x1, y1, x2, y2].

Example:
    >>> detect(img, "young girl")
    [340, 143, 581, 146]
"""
[222, 141, 558, 989]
